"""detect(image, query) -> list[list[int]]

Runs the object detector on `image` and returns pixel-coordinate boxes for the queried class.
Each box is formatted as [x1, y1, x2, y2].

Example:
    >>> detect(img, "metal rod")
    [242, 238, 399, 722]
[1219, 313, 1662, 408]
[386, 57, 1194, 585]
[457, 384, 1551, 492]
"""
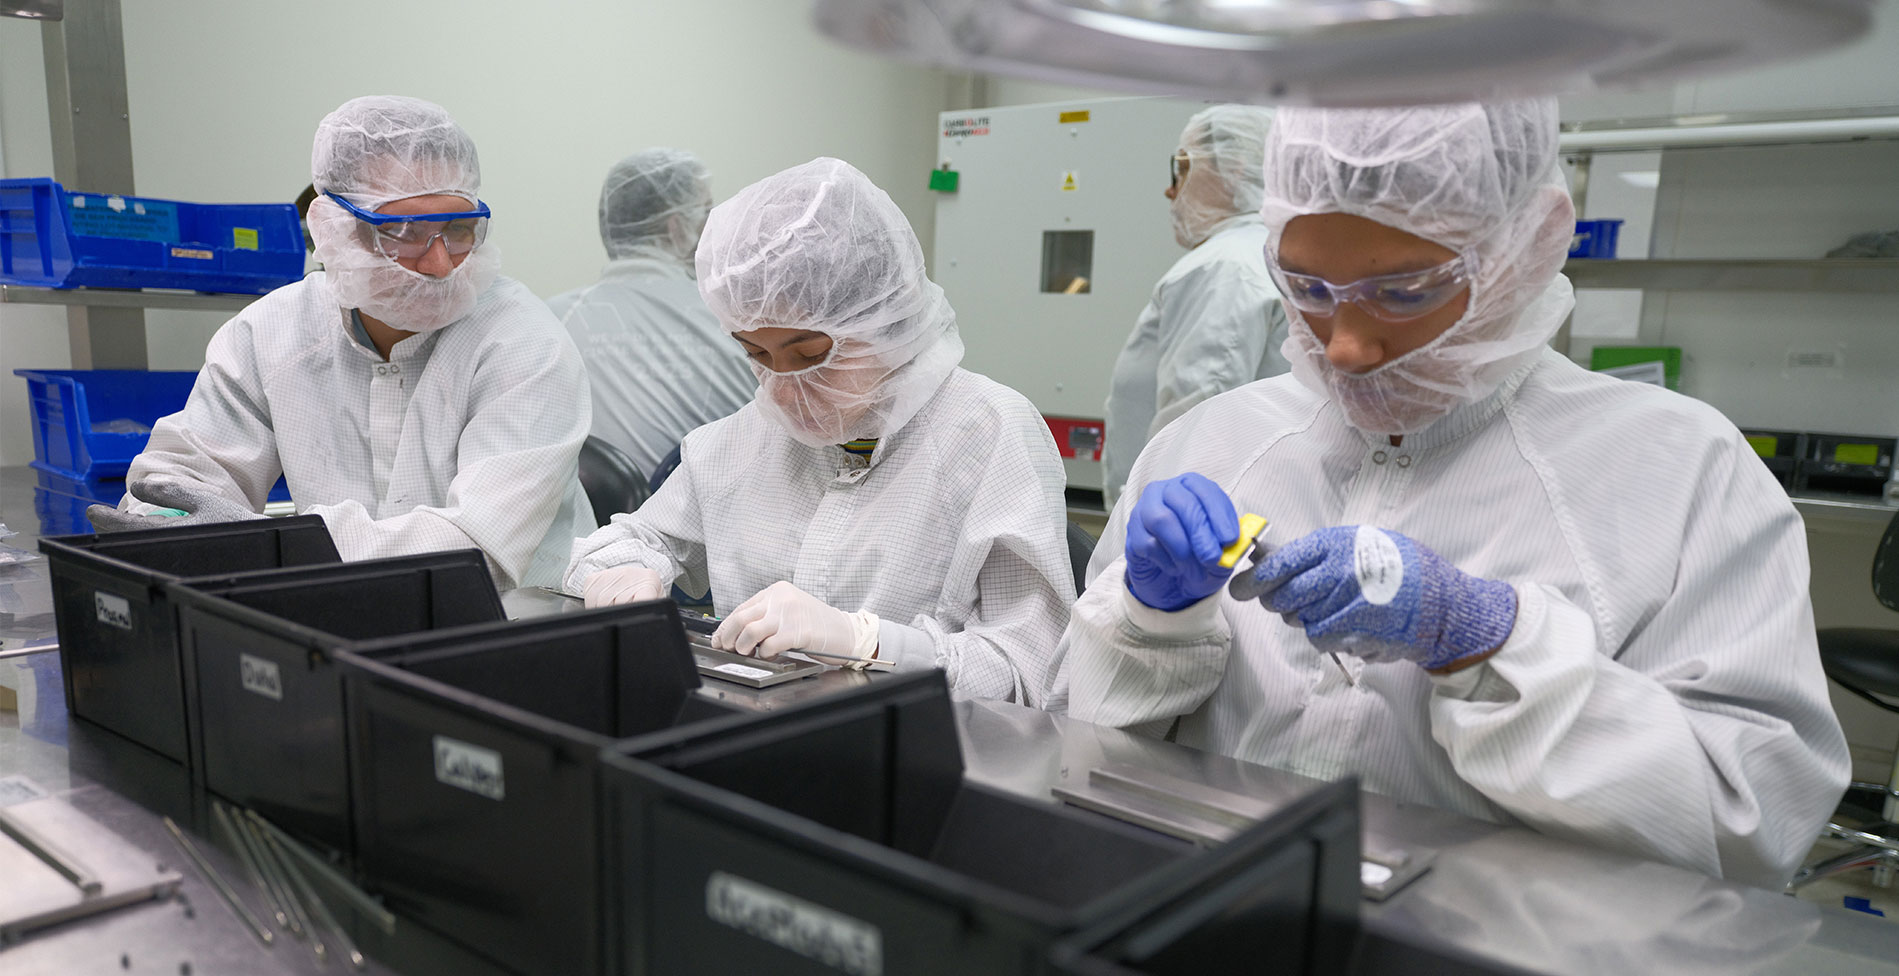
[0, 804, 101, 895]
[1559, 115, 1899, 153]
[211, 802, 286, 929]
[249, 820, 326, 966]
[161, 817, 273, 947]
[238, 814, 302, 938]
[264, 828, 365, 970]
[245, 810, 396, 936]
[244, 818, 312, 948]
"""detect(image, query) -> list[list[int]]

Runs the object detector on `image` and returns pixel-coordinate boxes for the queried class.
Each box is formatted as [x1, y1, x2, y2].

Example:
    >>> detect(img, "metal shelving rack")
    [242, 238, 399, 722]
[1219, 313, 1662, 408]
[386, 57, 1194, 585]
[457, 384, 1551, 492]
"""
[1560, 258, 1899, 293]
[1, 284, 260, 313]
[1556, 108, 1899, 517]
[1555, 106, 1899, 296]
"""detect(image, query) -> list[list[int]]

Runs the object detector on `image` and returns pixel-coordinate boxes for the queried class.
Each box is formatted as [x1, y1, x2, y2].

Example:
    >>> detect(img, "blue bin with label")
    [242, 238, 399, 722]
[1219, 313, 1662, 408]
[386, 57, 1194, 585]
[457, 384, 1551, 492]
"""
[0, 177, 302, 294]
[1569, 219, 1623, 259]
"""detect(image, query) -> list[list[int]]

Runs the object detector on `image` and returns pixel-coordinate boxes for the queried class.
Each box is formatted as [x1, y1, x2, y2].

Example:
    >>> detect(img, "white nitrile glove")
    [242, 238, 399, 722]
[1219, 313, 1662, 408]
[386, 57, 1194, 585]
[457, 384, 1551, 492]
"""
[712, 581, 877, 663]
[582, 566, 665, 608]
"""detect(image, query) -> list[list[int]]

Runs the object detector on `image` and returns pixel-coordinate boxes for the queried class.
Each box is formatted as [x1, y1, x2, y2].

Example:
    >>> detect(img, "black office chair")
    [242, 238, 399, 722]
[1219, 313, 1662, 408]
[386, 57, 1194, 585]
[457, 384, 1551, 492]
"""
[648, 442, 684, 496]
[1791, 508, 1899, 889]
[1067, 520, 1098, 598]
[577, 436, 648, 527]
[629, 442, 711, 609]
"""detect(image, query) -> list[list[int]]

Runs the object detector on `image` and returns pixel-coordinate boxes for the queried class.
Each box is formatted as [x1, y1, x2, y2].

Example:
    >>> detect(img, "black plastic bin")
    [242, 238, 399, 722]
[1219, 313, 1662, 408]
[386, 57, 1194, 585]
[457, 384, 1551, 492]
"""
[602, 672, 1361, 976]
[1044, 779, 1360, 976]
[171, 549, 504, 855]
[342, 601, 738, 976]
[37, 515, 341, 763]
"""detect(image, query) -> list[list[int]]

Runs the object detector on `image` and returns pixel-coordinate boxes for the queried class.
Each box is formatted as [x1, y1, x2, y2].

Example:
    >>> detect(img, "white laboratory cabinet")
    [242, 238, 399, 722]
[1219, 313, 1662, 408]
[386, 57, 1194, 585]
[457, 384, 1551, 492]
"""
[932, 96, 1208, 494]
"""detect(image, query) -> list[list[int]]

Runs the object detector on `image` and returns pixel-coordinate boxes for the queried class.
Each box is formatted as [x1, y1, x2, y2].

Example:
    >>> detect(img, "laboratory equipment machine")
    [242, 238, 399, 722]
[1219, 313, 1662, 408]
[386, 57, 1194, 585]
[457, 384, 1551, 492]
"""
[934, 96, 1208, 493]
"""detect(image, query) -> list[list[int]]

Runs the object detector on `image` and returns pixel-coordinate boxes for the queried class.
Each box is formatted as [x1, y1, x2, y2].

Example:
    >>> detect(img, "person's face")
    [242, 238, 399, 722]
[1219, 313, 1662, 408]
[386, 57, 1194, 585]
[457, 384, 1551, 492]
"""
[1276, 213, 1471, 373]
[734, 327, 834, 373]
[375, 193, 473, 278]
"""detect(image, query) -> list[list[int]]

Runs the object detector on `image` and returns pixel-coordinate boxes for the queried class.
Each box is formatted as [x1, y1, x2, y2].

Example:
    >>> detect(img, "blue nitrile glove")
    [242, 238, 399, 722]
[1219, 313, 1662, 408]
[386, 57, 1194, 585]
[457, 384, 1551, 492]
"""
[1124, 472, 1240, 611]
[1249, 525, 1517, 673]
[85, 479, 266, 534]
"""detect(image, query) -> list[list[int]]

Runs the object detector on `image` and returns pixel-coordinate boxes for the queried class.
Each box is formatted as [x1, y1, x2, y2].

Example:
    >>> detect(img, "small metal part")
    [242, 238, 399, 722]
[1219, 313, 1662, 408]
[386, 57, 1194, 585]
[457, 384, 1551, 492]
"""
[263, 828, 366, 970]
[1224, 536, 1279, 602]
[160, 818, 273, 947]
[246, 811, 396, 936]
[0, 803, 103, 895]
[212, 803, 286, 929]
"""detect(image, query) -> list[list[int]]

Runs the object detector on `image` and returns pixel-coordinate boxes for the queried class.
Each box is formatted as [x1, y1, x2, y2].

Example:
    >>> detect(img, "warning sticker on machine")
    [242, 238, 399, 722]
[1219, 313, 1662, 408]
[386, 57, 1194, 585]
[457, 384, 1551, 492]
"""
[712, 662, 774, 680]
[942, 115, 991, 138]
[707, 872, 883, 976]
[1061, 171, 1079, 192]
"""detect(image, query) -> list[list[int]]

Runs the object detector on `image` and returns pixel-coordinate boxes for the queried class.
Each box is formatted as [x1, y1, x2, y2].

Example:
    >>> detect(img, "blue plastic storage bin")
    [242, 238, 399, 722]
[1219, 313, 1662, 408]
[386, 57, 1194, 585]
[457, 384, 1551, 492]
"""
[0, 178, 303, 294]
[16, 369, 198, 479]
[14, 368, 291, 498]
[1569, 219, 1623, 259]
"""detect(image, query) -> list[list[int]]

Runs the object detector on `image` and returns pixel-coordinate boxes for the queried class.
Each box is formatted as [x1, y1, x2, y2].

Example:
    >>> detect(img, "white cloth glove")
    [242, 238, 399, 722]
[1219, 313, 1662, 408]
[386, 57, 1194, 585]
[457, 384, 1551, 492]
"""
[712, 580, 878, 663]
[582, 566, 665, 608]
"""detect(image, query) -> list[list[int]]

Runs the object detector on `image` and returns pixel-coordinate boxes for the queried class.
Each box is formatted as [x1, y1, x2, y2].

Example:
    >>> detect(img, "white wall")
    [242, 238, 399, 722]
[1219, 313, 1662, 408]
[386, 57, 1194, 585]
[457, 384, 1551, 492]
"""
[0, 0, 949, 467]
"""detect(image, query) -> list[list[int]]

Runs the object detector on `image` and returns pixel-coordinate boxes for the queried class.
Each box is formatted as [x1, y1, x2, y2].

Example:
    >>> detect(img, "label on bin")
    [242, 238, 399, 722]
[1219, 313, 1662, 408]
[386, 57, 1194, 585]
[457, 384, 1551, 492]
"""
[68, 196, 179, 242]
[433, 735, 505, 800]
[239, 653, 283, 701]
[170, 246, 214, 261]
[706, 872, 882, 976]
[232, 227, 259, 251]
[93, 591, 132, 630]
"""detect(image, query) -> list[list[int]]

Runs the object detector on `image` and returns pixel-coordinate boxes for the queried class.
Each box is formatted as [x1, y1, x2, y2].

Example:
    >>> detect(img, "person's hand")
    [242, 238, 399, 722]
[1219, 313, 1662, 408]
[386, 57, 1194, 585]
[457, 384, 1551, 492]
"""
[85, 479, 263, 533]
[583, 566, 665, 608]
[1251, 525, 1517, 673]
[713, 581, 861, 660]
[1124, 473, 1239, 611]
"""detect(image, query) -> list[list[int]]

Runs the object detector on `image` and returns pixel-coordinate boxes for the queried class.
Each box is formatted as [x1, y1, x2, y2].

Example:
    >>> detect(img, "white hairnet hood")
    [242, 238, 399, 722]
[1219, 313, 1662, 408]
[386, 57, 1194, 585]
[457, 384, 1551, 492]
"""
[306, 95, 499, 333]
[696, 157, 963, 447]
[599, 148, 713, 266]
[1259, 98, 1575, 435]
[1172, 104, 1274, 249]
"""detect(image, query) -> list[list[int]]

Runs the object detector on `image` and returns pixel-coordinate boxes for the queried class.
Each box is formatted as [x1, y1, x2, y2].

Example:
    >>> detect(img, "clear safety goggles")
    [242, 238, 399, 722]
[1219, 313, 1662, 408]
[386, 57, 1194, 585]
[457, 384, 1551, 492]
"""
[1263, 249, 1473, 323]
[1169, 151, 1191, 188]
[327, 191, 491, 261]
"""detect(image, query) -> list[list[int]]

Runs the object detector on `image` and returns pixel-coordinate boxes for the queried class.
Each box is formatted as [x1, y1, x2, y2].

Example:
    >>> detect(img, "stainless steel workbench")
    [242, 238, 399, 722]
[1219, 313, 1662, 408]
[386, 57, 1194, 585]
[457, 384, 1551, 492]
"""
[2, 465, 1894, 974]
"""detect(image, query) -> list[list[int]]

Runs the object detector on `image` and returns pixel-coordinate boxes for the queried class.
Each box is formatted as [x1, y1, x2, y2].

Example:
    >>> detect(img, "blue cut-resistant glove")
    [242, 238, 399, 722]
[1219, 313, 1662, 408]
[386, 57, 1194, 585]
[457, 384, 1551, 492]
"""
[1124, 472, 1240, 612]
[85, 479, 266, 534]
[1249, 525, 1517, 673]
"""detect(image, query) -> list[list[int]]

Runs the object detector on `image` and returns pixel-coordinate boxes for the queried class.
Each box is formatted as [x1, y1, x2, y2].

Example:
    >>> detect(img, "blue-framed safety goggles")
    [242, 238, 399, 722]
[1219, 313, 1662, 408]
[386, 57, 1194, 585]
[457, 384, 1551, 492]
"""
[325, 191, 491, 260]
